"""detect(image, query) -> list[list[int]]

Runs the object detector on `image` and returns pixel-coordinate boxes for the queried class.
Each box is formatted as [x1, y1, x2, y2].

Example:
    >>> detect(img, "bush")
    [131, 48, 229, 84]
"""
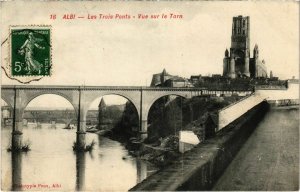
[7, 140, 31, 152]
[72, 140, 96, 152]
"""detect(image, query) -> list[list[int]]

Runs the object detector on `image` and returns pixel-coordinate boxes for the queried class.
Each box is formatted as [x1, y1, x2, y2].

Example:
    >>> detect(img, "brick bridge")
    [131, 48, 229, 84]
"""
[1, 85, 252, 150]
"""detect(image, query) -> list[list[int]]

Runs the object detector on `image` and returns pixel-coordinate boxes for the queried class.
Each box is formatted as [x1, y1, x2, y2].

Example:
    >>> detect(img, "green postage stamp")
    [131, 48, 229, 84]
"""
[10, 26, 52, 76]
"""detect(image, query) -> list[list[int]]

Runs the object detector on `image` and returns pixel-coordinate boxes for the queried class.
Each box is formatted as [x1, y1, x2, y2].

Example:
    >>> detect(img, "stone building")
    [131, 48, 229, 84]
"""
[150, 69, 173, 87]
[150, 69, 193, 87]
[97, 98, 112, 130]
[1, 106, 12, 125]
[223, 15, 268, 78]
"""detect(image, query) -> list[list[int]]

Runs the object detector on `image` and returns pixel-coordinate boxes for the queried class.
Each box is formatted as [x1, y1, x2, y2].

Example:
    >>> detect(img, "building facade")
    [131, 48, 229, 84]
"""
[150, 69, 193, 87]
[223, 15, 268, 78]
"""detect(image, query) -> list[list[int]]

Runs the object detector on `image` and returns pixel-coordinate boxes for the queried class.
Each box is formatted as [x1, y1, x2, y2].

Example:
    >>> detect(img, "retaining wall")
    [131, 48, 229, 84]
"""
[256, 82, 299, 101]
[130, 101, 270, 191]
[217, 94, 264, 131]
[217, 82, 299, 131]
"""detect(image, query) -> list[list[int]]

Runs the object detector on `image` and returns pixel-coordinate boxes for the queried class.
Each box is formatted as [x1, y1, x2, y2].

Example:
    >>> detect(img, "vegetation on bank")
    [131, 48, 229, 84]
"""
[99, 95, 244, 144]
[72, 140, 96, 152]
[145, 95, 243, 143]
[55, 94, 244, 165]
[7, 140, 31, 152]
[110, 101, 139, 140]
[104, 95, 243, 166]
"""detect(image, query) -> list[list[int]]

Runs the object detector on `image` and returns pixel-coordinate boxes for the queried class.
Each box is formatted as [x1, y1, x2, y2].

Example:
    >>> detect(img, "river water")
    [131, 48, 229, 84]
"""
[1, 124, 157, 191]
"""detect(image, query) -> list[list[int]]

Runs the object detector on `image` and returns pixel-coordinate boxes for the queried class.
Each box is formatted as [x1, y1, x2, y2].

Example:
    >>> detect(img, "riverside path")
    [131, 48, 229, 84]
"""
[213, 108, 299, 191]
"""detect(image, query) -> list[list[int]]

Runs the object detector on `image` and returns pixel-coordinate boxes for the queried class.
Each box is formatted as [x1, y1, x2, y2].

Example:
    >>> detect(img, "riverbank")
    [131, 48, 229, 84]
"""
[91, 95, 254, 167]
[129, 138, 181, 167]
[130, 101, 270, 191]
[89, 128, 180, 167]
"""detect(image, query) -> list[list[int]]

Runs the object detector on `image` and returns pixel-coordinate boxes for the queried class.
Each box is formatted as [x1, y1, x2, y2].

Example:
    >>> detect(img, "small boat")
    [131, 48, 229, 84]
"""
[95, 129, 110, 135]
[129, 137, 142, 149]
[63, 123, 75, 129]
[86, 125, 98, 133]
[36, 122, 42, 128]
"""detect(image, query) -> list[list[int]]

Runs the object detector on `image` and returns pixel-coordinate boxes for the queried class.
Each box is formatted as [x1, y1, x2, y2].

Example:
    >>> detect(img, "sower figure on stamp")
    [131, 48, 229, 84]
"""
[18, 32, 45, 74]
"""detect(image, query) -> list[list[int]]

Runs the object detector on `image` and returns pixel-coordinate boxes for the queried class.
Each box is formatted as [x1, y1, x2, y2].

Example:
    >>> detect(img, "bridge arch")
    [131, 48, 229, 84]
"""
[1, 99, 13, 125]
[143, 93, 188, 122]
[82, 91, 141, 121]
[139, 93, 188, 139]
[1, 97, 13, 108]
[23, 94, 77, 124]
[21, 92, 78, 115]
[85, 94, 140, 128]
[86, 94, 139, 115]
[1, 93, 14, 109]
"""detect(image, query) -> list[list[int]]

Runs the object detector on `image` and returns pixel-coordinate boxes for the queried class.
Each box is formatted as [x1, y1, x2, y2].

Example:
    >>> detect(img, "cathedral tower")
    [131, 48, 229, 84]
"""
[230, 15, 250, 77]
[223, 15, 267, 78]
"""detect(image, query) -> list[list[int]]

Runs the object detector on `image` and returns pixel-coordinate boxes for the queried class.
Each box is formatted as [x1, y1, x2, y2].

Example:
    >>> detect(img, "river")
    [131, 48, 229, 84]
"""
[1, 124, 158, 191]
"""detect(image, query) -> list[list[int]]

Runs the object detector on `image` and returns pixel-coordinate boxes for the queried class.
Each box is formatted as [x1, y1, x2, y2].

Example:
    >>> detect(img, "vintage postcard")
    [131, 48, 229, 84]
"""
[1, 1, 299, 191]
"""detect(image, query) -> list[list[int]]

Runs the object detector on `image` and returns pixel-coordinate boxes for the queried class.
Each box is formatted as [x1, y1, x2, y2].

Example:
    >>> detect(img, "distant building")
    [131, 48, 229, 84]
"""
[1, 106, 12, 125]
[1, 106, 11, 119]
[270, 71, 273, 79]
[211, 74, 221, 78]
[150, 69, 193, 87]
[150, 69, 173, 87]
[223, 15, 268, 78]
[97, 98, 112, 129]
[190, 75, 202, 84]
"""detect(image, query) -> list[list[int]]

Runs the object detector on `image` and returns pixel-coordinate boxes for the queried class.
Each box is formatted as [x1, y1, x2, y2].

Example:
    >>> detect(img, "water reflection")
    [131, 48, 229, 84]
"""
[75, 152, 86, 191]
[11, 152, 22, 191]
[136, 158, 147, 183]
[2, 124, 158, 191]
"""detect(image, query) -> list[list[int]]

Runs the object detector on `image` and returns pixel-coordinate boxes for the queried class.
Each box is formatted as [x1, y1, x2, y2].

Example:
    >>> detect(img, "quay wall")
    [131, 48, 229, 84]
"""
[217, 94, 264, 131]
[130, 101, 270, 191]
[256, 82, 299, 101]
[217, 82, 298, 131]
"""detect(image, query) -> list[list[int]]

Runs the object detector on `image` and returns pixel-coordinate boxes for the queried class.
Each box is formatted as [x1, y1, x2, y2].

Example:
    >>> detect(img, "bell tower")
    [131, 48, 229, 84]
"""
[231, 15, 250, 51]
[231, 15, 250, 77]
[223, 15, 268, 78]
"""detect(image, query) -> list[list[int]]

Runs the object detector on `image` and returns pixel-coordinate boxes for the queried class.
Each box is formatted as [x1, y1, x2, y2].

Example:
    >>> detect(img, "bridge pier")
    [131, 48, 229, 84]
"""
[11, 88, 24, 150]
[140, 120, 148, 140]
[75, 89, 87, 151]
[74, 111, 87, 151]
[11, 130, 23, 150]
[11, 151, 22, 191]
[12, 117, 24, 150]
[76, 119, 86, 150]
[76, 131, 86, 151]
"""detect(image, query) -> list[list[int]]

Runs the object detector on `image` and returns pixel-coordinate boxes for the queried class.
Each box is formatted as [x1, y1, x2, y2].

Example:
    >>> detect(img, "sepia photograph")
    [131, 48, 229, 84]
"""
[1, 1, 299, 191]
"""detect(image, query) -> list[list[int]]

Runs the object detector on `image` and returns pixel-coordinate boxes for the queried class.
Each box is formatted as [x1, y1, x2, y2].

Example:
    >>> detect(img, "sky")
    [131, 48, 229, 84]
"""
[1, 1, 299, 108]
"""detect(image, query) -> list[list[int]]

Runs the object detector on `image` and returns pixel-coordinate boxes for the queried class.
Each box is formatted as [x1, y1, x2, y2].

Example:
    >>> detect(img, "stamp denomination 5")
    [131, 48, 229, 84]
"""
[10, 26, 52, 76]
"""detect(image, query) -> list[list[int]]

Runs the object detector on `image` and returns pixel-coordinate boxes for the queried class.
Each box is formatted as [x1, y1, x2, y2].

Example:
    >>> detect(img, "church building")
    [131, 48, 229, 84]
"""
[223, 15, 268, 78]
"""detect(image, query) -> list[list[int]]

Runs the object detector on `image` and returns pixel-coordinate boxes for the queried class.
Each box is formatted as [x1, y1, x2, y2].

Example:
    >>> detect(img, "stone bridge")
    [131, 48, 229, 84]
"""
[1, 85, 252, 150]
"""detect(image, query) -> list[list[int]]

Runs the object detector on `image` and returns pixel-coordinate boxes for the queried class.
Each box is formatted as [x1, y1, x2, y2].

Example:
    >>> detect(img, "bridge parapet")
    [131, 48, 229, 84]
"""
[255, 85, 287, 90]
[1, 85, 206, 92]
